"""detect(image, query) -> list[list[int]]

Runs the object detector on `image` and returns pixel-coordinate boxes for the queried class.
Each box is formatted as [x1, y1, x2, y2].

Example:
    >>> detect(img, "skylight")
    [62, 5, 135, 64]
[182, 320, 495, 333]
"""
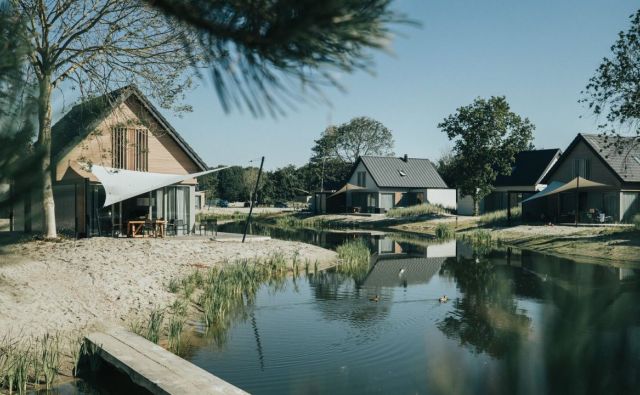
[398, 170, 407, 177]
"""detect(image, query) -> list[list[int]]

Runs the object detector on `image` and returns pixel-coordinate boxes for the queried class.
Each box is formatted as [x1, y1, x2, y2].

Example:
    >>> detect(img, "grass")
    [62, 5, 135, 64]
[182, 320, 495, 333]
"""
[477, 207, 521, 227]
[335, 239, 371, 282]
[196, 211, 248, 222]
[434, 223, 455, 239]
[386, 203, 449, 218]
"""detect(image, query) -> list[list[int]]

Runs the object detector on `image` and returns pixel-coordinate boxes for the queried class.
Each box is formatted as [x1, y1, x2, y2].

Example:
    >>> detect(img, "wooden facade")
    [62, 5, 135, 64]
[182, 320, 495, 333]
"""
[9, 86, 208, 236]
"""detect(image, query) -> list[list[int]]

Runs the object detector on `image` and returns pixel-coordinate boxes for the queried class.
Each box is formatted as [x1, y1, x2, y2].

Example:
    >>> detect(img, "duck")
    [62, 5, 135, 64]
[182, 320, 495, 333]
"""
[438, 295, 448, 303]
[369, 295, 380, 302]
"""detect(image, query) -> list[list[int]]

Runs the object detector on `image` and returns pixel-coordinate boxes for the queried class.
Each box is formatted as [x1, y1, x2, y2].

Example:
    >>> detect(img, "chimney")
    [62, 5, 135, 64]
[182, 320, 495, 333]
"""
[403, 154, 408, 162]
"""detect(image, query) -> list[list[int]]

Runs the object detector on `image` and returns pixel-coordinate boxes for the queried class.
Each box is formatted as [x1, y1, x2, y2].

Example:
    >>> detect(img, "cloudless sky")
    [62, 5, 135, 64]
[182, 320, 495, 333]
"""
[60, 1, 640, 170]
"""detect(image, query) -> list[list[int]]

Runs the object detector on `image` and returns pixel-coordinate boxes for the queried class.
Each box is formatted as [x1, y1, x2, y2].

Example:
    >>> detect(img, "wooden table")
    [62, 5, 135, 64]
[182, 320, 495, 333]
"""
[127, 220, 146, 238]
[127, 220, 167, 238]
[154, 220, 167, 238]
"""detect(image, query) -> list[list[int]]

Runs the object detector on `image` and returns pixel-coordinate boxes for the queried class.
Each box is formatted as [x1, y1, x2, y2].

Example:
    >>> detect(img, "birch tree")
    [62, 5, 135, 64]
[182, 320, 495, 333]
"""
[12, 0, 198, 238]
[11, 0, 407, 238]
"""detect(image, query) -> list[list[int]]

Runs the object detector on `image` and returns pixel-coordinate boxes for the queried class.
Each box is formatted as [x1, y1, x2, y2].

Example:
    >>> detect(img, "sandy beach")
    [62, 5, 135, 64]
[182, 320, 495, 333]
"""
[0, 236, 336, 339]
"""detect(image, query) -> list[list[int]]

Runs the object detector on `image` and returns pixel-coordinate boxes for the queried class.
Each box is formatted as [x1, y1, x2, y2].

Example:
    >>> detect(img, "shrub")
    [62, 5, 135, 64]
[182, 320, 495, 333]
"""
[633, 214, 640, 230]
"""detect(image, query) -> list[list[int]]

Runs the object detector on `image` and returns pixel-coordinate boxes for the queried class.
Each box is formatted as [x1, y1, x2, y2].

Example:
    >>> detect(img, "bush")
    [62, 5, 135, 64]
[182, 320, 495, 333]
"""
[386, 203, 448, 218]
[434, 223, 455, 239]
[633, 214, 640, 230]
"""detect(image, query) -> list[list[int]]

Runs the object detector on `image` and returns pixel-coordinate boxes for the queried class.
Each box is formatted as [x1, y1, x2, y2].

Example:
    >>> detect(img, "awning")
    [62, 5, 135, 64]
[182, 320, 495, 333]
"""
[522, 177, 612, 204]
[329, 183, 364, 198]
[91, 165, 229, 207]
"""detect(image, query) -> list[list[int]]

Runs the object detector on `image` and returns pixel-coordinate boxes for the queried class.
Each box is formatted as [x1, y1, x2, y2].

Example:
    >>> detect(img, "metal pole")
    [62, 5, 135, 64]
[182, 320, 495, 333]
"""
[243, 156, 265, 243]
[575, 176, 580, 226]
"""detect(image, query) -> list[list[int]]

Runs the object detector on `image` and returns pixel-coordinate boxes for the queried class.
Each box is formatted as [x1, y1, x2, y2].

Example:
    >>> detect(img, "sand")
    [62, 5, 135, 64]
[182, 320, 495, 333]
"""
[0, 236, 336, 339]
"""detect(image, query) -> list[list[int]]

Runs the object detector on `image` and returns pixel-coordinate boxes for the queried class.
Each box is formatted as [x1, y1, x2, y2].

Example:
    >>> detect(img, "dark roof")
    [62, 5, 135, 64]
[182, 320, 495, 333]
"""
[494, 149, 561, 187]
[581, 134, 640, 182]
[543, 133, 640, 184]
[357, 156, 448, 188]
[51, 85, 208, 171]
[363, 255, 446, 287]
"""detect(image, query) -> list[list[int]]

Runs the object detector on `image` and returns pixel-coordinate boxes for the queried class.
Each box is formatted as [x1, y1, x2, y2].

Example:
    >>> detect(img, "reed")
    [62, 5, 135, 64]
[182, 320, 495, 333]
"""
[335, 239, 371, 282]
[146, 309, 165, 344]
[168, 316, 185, 354]
[435, 223, 455, 239]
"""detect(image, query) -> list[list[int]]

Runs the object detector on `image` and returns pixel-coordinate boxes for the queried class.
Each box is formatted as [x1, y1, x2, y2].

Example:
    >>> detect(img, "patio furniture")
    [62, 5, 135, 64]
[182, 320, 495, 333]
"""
[143, 219, 155, 237]
[127, 220, 146, 238]
[154, 219, 167, 237]
[199, 218, 217, 236]
[167, 219, 187, 235]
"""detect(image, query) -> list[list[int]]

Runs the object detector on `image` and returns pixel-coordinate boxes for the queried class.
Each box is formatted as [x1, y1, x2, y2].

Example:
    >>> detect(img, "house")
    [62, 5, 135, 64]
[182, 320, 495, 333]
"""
[522, 133, 640, 223]
[7, 85, 209, 236]
[319, 155, 456, 214]
[457, 149, 561, 216]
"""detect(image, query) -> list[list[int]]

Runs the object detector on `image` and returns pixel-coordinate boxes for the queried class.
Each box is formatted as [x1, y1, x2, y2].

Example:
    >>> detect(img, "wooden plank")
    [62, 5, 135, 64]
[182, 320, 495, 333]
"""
[86, 328, 248, 395]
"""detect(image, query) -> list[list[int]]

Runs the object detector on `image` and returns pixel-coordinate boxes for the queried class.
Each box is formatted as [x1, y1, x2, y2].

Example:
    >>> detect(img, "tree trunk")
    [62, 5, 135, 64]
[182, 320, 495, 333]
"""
[37, 74, 57, 238]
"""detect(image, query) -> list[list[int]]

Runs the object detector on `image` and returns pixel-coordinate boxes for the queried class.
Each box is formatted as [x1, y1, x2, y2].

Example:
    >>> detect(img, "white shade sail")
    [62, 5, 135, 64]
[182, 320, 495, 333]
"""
[522, 177, 612, 204]
[91, 165, 229, 207]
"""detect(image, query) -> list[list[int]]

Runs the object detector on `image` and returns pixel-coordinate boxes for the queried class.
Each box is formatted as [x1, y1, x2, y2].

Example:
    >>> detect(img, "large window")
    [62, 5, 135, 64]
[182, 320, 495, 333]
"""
[112, 127, 148, 171]
[573, 158, 591, 179]
[356, 171, 367, 187]
[112, 128, 127, 169]
[134, 128, 148, 171]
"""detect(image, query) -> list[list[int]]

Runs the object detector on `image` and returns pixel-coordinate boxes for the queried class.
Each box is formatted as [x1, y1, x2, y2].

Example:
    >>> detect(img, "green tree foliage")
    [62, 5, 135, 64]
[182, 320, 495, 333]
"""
[217, 166, 246, 202]
[439, 96, 534, 213]
[582, 9, 640, 149]
[435, 150, 458, 188]
[309, 116, 394, 190]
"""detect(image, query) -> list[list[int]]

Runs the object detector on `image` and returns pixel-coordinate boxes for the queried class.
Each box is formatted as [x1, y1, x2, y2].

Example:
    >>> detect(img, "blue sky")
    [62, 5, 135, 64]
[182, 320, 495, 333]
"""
[68, 1, 640, 170]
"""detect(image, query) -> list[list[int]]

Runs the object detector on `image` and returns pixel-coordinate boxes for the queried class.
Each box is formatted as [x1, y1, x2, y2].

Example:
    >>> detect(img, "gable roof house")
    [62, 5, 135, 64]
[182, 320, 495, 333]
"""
[523, 133, 640, 223]
[9, 85, 208, 236]
[314, 155, 456, 214]
[457, 149, 562, 216]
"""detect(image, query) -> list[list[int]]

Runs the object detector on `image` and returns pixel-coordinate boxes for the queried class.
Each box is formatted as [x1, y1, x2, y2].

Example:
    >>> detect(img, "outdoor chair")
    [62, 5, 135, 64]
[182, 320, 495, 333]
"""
[199, 218, 217, 236]
[143, 219, 155, 237]
[167, 219, 187, 235]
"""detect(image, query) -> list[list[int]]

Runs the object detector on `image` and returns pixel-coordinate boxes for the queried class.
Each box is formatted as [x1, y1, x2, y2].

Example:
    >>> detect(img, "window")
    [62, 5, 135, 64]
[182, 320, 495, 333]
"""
[572, 158, 591, 179]
[112, 127, 148, 171]
[112, 128, 127, 169]
[356, 171, 367, 187]
[134, 128, 148, 171]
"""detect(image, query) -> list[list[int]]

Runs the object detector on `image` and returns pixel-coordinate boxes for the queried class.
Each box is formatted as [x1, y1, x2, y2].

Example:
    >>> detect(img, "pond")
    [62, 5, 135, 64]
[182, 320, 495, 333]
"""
[57, 224, 640, 394]
[188, 223, 640, 394]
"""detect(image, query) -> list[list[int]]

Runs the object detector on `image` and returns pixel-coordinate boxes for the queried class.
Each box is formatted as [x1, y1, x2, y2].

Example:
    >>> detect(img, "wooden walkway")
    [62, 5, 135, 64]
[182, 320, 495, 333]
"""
[85, 328, 248, 395]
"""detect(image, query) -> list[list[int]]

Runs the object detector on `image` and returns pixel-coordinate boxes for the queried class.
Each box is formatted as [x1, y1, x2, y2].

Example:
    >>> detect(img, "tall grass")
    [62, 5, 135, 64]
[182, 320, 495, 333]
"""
[434, 223, 455, 239]
[477, 207, 521, 227]
[386, 203, 449, 218]
[335, 239, 371, 282]
[0, 333, 64, 393]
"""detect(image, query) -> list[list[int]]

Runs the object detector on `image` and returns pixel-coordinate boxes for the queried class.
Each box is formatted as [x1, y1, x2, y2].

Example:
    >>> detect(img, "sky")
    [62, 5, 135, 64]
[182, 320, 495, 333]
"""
[57, 0, 640, 171]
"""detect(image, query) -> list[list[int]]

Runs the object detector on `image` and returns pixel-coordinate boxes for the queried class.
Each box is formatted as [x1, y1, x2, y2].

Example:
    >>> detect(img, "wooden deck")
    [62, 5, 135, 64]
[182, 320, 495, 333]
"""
[85, 327, 248, 395]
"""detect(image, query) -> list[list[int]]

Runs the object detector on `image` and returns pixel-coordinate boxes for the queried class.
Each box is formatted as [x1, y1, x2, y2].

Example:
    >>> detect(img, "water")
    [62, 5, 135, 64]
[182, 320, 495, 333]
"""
[58, 223, 640, 394]
[184, 224, 640, 394]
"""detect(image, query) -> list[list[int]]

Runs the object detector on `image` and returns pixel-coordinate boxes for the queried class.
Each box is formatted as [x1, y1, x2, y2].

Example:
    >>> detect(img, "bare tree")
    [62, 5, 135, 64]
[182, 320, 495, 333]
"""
[13, 0, 199, 238]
